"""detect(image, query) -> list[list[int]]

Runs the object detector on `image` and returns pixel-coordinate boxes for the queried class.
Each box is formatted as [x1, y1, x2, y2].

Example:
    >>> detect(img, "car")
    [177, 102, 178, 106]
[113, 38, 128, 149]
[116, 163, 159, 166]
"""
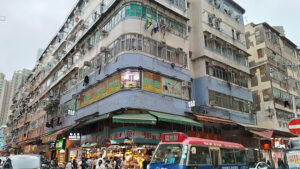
[249, 162, 273, 169]
[1, 154, 42, 169]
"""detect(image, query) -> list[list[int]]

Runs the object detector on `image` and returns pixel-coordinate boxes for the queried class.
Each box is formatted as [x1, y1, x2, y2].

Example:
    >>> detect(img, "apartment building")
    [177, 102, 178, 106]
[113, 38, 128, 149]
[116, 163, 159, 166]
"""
[7, 0, 205, 156]
[188, 0, 254, 124]
[245, 23, 300, 133]
[0, 73, 10, 126]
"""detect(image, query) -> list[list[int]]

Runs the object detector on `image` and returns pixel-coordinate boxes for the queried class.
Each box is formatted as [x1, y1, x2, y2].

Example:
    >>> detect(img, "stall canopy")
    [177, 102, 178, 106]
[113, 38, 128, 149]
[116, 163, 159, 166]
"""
[112, 114, 157, 125]
[42, 125, 74, 143]
[193, 113, 236, 125]
[149, 111, 203, 127]
[81, 113, 110, 126]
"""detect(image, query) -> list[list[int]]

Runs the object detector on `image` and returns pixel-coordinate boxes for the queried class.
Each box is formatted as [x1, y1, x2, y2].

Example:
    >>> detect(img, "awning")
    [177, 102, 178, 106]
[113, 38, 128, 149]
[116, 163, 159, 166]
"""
[193, 113, 236, 125]
[149, 111, 203, 127]
[42, 125, 73, 143]
[237, 123, 269, 132]
[249, 130, 272, 139]
[112, 114, 157, 125]
[81, 113, 110, 126]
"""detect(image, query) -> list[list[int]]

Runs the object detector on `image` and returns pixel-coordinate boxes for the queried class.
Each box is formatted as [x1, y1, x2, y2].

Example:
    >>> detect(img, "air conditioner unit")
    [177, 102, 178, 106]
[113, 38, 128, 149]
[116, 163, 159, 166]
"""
[238, 50, 244, 55]
[84, 61, 92, 67]
[211, 60, 217, 66]
[72, 94, 80, 99]
[182, 81, 192, 88]
[71, 79, 77, 85]
[228, 10, 233, 15]
[100, 47, 108, 52]
[209, 100, 216, 106]
[166, 25, 172, 32]
[158, 41, 166, 47]
[209, 14, 216, 19]
[176, 48, 183, 54]
[216, 17, 222, 22]
[100, 29, 108, 37]
[235, 15, 241, 22]
[207, 34, 217, 41]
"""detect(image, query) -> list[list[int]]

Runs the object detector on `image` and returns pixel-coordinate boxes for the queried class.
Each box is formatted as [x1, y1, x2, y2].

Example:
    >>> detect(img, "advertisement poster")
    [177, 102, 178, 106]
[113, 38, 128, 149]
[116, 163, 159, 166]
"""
[162, 77, 182, 98]
[80, 73, 121, 108]
[121, 70, 140, 88]
[143, 72, 162, 94]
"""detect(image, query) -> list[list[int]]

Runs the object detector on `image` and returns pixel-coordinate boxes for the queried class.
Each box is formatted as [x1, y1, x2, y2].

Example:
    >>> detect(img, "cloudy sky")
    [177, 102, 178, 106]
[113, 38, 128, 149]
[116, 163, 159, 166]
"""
[0, 0, 299, 80]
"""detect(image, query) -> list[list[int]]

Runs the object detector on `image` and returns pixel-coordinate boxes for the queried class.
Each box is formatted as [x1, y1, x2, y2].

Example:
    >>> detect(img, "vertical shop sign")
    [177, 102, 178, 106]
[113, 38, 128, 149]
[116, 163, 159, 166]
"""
[162, 77, 182, 98]
[143, 72, 162, 94]
[121, 69, 140, 88]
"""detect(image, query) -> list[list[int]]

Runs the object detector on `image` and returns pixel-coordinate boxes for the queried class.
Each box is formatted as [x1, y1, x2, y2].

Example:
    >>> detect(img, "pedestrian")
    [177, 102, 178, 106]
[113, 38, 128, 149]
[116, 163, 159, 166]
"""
[142, 157, 149, 169]
[120, 157, 126, 169]
[267, 160, 271, 166]
[81, 158, 89, 169]
[87, 157, 93, 169]
[67, 160, 73, 169]
[73, 159, 78, 169]
[96, 159, 105, 169]
[108, 159, 114, 169]
[278, 158, 286, 169]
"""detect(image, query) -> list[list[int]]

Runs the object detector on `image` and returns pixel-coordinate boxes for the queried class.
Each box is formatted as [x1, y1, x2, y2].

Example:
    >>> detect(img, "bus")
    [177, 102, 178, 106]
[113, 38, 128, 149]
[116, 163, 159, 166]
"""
[150, 132, 248, 169]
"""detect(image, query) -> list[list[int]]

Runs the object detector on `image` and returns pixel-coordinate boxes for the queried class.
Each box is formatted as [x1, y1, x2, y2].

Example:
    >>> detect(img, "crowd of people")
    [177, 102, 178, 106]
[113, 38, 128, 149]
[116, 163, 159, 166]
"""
[65, 154, 150, 169]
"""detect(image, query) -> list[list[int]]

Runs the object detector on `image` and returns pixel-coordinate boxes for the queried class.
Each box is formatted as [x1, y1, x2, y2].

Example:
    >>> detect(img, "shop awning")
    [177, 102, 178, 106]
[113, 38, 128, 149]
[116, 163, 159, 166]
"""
[81, 113, 110, 126]
[42, 125, 73, 143]
[112, 114, 157, 125]
[249, 130, 272, 139]
[237, 123, 269, 132]
[149, 111, 203, 127]
[193, 113, 236, 125]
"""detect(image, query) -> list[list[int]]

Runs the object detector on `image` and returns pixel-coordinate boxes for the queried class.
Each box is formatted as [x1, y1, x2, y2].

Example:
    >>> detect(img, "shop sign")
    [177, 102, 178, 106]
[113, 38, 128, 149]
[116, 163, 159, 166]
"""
[110, 127, 162, 143]
[143, 72, 162, 94]
[31, 145, 37, 152]
[273, 138, 286, 148]
[162, 77, 182, 98]
[42, 134, 57, 143]
[106, 139, 111, 147]
[121, 69, 140, 88]
[79, 73, 121, 108]
[24, 145, 31, 153]
[56, 139, 65, 150]
[188, 131, 225, 141]
[69, 132, 81, 141]
[62, 99, 76, 115]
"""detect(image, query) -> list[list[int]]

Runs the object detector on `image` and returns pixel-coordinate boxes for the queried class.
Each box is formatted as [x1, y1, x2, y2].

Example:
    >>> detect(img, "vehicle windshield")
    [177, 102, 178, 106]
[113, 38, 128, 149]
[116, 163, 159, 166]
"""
[151, 144, 187, 165]
[10, 155, 41, 169]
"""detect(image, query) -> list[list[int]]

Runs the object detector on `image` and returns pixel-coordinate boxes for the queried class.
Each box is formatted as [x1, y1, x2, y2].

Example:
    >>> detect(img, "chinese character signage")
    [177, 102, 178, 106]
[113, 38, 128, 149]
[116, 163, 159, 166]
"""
[80, 73, 121, 108]
[121, 69, 140, 88]
[69, 132, 81, 141]
[143, 72, 162, 94]
[162, 77, 182, 98]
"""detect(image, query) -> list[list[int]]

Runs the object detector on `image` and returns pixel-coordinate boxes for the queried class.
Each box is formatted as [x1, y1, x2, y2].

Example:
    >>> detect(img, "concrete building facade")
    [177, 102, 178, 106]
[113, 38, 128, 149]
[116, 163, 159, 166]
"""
[188, 0, 255, 124]
[0, 73, 10, 126]
[245, 23, 300, 132]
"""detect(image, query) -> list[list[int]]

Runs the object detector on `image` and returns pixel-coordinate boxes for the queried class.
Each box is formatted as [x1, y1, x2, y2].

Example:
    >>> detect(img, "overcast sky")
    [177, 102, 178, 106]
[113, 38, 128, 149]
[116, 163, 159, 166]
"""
[0, 0, 299, 80]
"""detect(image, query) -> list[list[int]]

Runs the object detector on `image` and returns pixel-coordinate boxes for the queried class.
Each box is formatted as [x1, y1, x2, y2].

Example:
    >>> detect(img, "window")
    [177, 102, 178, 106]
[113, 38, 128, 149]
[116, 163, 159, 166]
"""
[234, 150, 246, 164]
[255, 30, 261, 37]
[189, 146, 211, 165]
[257, 49, 263, 58]
[152, 144, 188, 165]
[260, 67, 266, 77]
[221, 149, 235, 164]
